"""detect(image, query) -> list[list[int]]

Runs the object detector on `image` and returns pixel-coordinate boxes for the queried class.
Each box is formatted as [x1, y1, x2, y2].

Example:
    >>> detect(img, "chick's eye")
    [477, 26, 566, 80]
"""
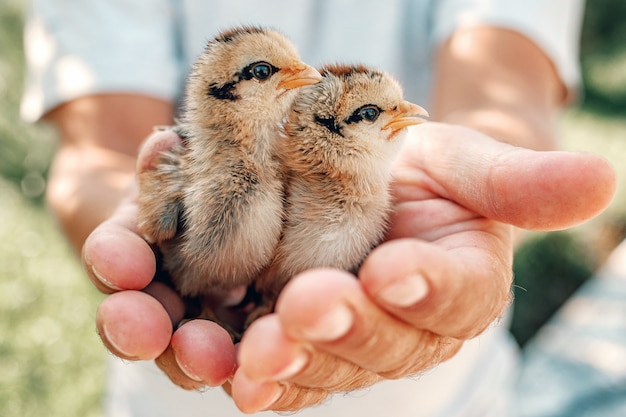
[359, 106, 380, 122]
[252, 62, 273, 80]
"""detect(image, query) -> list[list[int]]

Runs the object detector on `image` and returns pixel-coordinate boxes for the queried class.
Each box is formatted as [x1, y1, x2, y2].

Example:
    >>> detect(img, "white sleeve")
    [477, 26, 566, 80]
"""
[21, 0, 183, 122]
[431, 0, 585, 96]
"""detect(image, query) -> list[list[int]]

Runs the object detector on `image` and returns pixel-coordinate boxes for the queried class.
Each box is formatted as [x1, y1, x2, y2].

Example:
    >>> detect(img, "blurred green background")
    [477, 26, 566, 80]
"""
[1, 1, 625, 416]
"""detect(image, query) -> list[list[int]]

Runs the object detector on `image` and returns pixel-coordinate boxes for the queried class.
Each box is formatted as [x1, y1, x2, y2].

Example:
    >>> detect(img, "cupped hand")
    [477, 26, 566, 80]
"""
[82, 123, 616, 409]
[83, 129, 237, 390]
[229, 122, 617, 412]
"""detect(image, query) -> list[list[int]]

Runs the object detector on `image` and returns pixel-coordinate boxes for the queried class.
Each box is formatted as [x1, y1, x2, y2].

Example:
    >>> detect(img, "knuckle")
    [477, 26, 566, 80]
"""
[290, 349, 380, 391]
[271, 384, 329, 412]
[378, 334, 461, 379]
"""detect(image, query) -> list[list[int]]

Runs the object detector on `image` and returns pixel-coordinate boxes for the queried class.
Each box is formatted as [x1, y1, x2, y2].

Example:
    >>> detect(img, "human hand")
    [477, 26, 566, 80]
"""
[83, 129, 237, 390]
[229, 122, 617, 412]
[84, 122, 615, 406]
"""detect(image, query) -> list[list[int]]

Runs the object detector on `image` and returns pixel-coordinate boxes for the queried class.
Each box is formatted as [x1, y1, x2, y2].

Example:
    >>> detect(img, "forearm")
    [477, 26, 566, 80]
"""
[431, 26, 565, 151]
[44, 94, 174, 253]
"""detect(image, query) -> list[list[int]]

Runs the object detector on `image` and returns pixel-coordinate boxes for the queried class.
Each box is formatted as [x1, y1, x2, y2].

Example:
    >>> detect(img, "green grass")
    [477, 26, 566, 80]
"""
[0, 0, 56, 200]
[1, 1, 625, 416]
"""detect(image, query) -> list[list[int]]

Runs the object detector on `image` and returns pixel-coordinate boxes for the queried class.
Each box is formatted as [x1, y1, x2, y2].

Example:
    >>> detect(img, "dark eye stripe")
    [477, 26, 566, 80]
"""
[314, 115, 344, 136]
[207, 61, 280, 101]
[208, 81, 239, 100]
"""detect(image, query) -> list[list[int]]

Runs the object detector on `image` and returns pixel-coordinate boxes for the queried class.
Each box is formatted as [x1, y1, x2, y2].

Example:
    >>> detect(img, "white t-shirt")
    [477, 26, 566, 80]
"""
[22, 0, 583, 121]
[22, 1, 584, 416]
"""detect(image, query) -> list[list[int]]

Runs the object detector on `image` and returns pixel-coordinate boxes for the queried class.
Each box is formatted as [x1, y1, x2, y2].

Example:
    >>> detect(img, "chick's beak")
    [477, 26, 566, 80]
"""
[277, 64, 322, 90]
[383, 101, 429, 132]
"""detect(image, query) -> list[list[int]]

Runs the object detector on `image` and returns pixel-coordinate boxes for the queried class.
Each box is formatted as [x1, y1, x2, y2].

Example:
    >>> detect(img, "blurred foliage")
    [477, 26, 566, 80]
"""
[511, 232, 594, 347]
[0, 180, 105, 417]
[0, 0, 56, 203]
[580, 0, 626, 114]
[1, 2, 105, 417]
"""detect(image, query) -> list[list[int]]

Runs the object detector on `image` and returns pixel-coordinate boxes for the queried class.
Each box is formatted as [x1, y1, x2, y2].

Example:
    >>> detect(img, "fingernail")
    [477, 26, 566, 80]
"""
[237, 376, 286, 413]
[378, 274, 429, 307]
[272, 350, 308, 381]
[302, 304, 353, 342]
[256, 382, 285, 412]
[175, 356, 205, 383]
[91, 266, 123, 291]
[100, 323, 137, 359]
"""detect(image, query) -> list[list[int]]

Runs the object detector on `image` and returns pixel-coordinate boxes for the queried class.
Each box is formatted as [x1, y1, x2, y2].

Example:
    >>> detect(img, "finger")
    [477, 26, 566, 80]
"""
[96, 290, 172, 360]
[155, 345, 206, 391]
[238, 315, 309, 382]
[142, 281, 186, 326]
[137, 129, 182, 173]
[235, 274, 461, 414]
[82, 193, 155, 293]
[397, 123, 617, 230]
[275, 269, 462, 378]
[156, 320, 236, 388]
[359, 238, 512, 339]
[231, 372, 329, 414]
[239, 315, 381, 391]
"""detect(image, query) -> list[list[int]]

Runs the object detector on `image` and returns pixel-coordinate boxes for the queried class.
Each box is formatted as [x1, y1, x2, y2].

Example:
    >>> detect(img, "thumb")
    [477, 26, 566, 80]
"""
[395, 123, 617, 230]
[137, 128, 183, 174]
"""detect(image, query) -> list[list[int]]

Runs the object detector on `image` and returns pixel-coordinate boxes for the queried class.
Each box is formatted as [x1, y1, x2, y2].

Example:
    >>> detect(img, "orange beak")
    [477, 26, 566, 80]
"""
[277, 64, 322, 90]
[383, 101, 429, 133]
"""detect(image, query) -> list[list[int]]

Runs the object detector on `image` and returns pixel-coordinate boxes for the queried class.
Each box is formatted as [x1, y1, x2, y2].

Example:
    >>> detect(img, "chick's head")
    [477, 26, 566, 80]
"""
[282, 64, 429, 176]
[184, 26, 321, 129]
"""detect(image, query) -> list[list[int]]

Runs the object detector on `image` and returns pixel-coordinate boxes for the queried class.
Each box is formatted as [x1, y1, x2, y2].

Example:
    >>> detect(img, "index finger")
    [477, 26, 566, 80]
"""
[359, 238, 511, 339]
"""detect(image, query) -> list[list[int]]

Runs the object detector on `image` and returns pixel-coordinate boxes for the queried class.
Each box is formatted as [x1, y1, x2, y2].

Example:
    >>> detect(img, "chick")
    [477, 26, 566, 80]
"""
[137, 26, 322, 336]
[249, 64, 429, 322]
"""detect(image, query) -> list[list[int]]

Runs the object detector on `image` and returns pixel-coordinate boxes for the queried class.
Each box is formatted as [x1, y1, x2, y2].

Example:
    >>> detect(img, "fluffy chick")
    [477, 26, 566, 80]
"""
[137, 26, 321, 335]
[249, 64, 429, 322]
